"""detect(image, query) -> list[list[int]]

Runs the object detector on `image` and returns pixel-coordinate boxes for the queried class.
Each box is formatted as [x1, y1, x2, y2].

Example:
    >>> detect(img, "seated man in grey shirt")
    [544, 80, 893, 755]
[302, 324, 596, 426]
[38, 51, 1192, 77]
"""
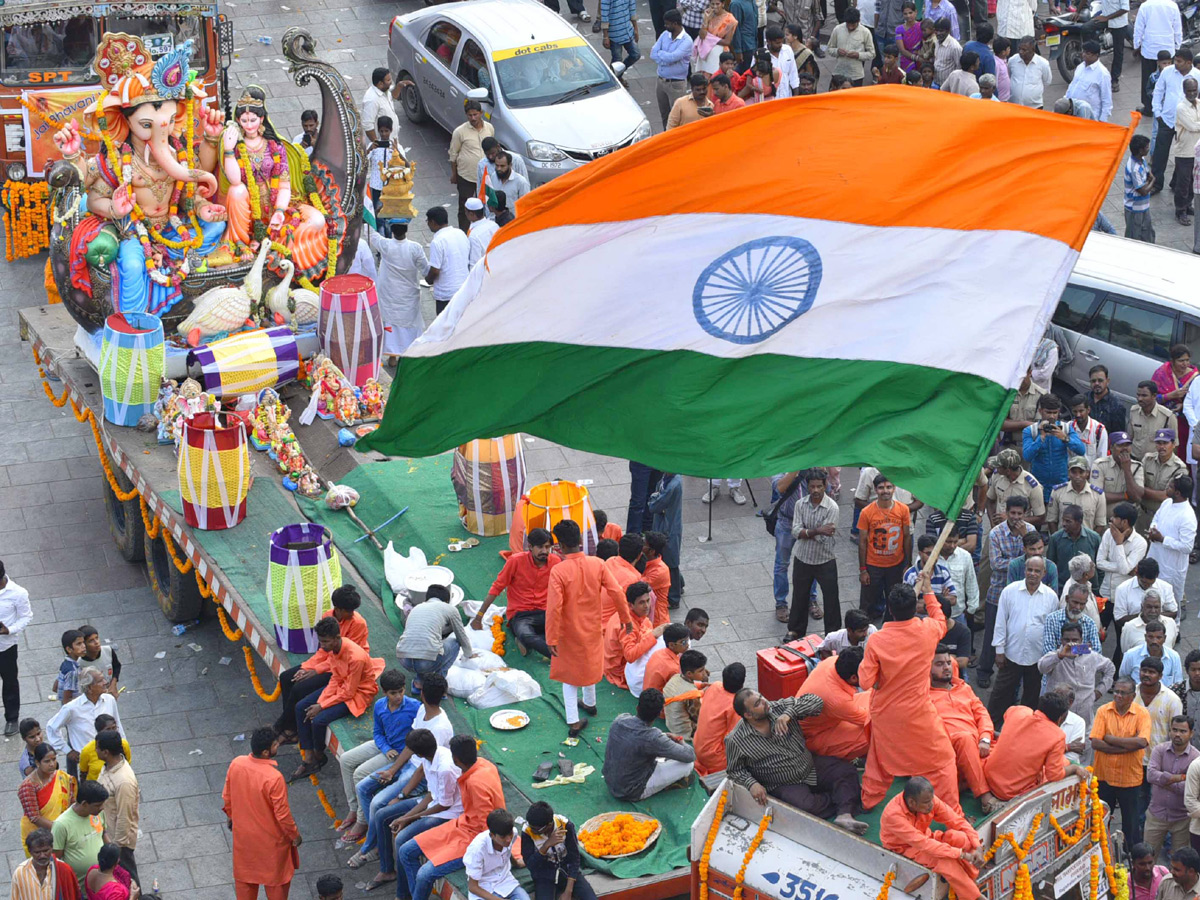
[602, 689, 696, 800]
[395, 584, 475, 693]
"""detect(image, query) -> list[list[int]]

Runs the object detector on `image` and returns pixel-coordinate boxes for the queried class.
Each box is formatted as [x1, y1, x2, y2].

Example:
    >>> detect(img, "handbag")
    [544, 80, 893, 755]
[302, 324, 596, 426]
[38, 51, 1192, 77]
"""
[764, 475, 802, 537]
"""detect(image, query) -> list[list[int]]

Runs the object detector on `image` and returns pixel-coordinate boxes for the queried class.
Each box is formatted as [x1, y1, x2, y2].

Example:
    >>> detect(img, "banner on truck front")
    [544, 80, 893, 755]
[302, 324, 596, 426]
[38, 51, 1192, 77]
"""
[20, 85, 102, 177]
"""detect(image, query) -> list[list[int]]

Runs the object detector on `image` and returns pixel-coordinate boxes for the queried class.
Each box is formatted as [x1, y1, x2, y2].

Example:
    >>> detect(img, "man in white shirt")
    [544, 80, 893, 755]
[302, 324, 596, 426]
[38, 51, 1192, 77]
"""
[1113, 557, 1179, 630]
[46, 668, 123, 778]
[1096, 501, 1149, 597]
[766, 25, 800, 97]
[465, 198, 500, 267]
[1068, 394, 1110, 465]
[1148, 474, 1198, 608]
[368, 221, 429, 362]
[1121, 591, 1179, 652]
[1135, 0, 1184, 114]
[1007, 37, 1052, 108]
[0, 559, 32, 735]
[425, 206, 470, 316]
[475, 138, 529, 220]
[940, 528, 980, 622]
[488, 152, 530, 215]
[1066, 41, 1114, 120]
[996, 0, 1037, 48]
[362, 67, 410, 143]
[990, 556, 1060, 725]
[1152, 50, 1197, 195]
[464, 810, 527, 900]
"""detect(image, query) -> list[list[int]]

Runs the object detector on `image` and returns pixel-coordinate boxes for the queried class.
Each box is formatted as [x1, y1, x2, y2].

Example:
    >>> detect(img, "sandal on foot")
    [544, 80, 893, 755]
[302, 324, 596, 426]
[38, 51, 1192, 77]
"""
[346, 848, 379, 869]
[568, 718, 589, 738]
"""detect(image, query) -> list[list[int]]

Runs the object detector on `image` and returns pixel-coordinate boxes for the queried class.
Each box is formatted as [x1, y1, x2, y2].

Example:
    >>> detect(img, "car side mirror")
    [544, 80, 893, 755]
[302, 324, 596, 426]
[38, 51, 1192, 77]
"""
[467, 87, 491, 103]
[612, 61, 627, 77]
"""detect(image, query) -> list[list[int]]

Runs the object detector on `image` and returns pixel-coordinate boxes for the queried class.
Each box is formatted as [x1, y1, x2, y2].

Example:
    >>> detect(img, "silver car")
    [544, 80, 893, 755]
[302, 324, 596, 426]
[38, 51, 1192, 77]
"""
[387, 0, 651, 186]
[1052, 232, 1200, 405]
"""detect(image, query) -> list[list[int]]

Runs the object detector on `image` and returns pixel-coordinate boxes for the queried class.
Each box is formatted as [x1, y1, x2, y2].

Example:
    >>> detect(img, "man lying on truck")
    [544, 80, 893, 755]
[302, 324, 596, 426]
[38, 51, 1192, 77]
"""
[879, 776, 985, 900]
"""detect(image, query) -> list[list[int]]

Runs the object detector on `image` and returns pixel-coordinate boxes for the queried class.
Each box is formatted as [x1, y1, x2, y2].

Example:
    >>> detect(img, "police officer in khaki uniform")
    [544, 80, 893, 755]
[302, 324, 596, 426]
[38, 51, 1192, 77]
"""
[1001, 369, 1048, 459]
[985, 447, 1046, 528]
[1130, 380, 1179, 461]
[1047, 455, 1107, 532]
[1140, 427, 1188, 531]
[1090, 431, 1146, 521]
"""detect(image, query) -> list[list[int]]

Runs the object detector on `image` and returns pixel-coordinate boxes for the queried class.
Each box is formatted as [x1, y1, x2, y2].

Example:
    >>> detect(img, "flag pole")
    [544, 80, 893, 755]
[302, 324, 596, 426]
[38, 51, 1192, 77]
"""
[920, 519, 957, 579]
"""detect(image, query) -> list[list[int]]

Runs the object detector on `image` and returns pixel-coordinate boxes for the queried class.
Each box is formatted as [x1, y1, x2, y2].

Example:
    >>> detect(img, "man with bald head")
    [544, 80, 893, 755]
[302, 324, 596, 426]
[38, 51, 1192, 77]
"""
[990, 556, 1060, 727]
[879, 776, 984, 899]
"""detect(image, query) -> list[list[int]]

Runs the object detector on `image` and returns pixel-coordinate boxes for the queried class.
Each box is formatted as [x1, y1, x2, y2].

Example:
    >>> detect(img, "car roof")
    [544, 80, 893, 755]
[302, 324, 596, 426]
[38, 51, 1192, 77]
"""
[1075, 231, 1200, 308]
[401, 0, 581, 51]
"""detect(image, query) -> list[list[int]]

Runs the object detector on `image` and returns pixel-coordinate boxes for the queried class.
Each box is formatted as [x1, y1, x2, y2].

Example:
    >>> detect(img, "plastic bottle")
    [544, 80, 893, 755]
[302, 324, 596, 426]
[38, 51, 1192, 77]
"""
[256, 35, 272, 45]
[151, 879, 161, 896]
[170, 620, 201, 636]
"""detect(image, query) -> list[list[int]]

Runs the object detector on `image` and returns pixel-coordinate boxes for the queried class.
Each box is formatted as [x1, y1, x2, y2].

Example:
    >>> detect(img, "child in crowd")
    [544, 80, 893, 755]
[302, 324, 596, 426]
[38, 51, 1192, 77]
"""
[316, 874, 344, 900]
[79, 625, 120, 693]
[818, 609, 877, 657]
[645, 624, 691, 693]
[55, 629, 85, 704]
[1123, 134, 1156, 244]
[519, 802, 595, 900]
[594, 509, 622, 543]
[78, 714, 131, 782]
[663, 650, 709, 737]
[366, 116, 393, 220]
[685, 608, 710, 643]
[595, 539, 619, 561]
[464, 809, 524, 900]
[873, 45, 904, 84]
[17, 718, 40, 776]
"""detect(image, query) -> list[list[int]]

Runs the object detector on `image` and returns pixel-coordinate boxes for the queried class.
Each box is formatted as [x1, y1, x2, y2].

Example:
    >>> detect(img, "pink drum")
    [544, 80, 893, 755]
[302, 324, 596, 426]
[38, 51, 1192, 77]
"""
[318, 274, 383, 387]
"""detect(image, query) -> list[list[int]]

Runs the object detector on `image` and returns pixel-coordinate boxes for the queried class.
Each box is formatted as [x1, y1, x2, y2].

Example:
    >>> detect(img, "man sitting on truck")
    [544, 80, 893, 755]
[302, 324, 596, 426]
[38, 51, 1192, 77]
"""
[982, 689, 1089, 800]
[796, 647, 871, 762]
[929, 645, 1002, 813]
[879, 776, 985, 900]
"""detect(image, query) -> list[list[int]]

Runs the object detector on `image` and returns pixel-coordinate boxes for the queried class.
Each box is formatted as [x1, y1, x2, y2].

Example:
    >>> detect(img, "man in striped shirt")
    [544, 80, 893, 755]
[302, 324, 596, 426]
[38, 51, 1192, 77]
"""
[978, 496, 1035, 689]
[1124, 134, 1157, 242]
[601, 0, 641, 70]
[789, 468, 840, 640]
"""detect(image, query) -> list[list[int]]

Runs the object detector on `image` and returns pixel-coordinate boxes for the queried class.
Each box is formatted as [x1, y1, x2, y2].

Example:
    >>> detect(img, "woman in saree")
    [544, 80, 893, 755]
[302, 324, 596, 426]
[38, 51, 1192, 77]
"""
[894, 1, 923, 71]
[222, 85, 328, 274]
[785, 23, 820, 77]
[695, 0, 739, 75]
[1152, 343, 1199, 462]
[18, 744, 76, 856]
[84, 844, 137, 900]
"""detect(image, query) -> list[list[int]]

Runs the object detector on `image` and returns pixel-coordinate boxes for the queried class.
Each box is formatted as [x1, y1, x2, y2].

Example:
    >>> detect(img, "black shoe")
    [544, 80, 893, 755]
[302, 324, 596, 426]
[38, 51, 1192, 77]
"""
[3, 720, 16, 737]
[976, 674, 991, 689]
[580, 704, 598, 716]
[591, 19, 601, 31]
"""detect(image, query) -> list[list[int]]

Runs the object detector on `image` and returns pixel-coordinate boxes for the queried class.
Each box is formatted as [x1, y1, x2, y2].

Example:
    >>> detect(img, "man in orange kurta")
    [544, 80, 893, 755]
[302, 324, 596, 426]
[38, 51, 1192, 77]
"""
[291, 617, 385, 779]
[222, 727, 301, 900]
[693, 662, 746, 775]
[273, 585, 369, 740]
[642, 533, 673, 625]
[797, 650, 871, 761]
[983, 690, 1086, 800]
[546, 519, 627, 737]
[602, 535, 647, 674]
[929, 647, 1001, 812]
[603, 583, 665, 694]
[859, 575, 961, 811]
[403, 735, 505, 900]
[644, 623, 691, 693]
[879, 777, 983, 900]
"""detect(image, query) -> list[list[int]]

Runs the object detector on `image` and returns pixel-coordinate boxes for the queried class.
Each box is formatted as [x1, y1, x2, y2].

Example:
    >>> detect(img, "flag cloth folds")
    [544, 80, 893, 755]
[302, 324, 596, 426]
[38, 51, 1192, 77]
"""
[360, 88, 1134, 513]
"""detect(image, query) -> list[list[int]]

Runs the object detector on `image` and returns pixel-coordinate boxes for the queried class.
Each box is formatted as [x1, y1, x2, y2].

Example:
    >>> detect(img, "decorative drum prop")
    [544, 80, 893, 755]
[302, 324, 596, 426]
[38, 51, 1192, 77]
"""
[178, 412, 251, 531]
[187, 326, 300, 399]
[267, 522, 343, 653]
[452, 435, 527, 537]
[99, 312, 164, 426]
[318, 274, 383, 387]
[521, 480, 599, 553]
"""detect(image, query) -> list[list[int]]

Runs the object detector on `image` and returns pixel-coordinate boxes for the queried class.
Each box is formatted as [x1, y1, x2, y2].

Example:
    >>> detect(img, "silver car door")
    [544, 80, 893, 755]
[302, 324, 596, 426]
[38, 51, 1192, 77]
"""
[418, 20, 464, 130]
[1081, 294, 1178, 405]
[1052, 282, 1107, 398]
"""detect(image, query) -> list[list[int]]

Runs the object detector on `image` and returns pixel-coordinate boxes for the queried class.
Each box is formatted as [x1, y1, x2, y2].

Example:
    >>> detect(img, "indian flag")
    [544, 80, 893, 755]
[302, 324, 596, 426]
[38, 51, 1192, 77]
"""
[361, 89, 1133, 513]
[478, 169, 499, 210]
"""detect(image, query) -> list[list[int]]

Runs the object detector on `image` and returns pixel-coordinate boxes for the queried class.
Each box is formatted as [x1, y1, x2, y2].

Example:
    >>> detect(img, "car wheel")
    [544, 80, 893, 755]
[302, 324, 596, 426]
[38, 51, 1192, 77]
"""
[399, 71, 428, 123]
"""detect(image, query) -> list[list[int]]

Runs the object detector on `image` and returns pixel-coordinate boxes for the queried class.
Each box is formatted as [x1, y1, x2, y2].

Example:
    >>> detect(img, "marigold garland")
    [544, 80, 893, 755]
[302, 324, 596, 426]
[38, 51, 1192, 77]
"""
[3, 180, 50, 261]
[875, 870, 896, 900]
[490, 616, 507, 655]
[579, 815, 659, 857]
[244, 646, 281, 701]
[697, 790, 727, 900]
[731, 810, 772, 900]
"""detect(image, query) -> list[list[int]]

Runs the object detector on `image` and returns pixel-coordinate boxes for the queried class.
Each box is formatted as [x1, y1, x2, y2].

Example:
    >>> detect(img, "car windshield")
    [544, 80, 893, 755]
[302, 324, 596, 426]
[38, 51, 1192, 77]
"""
[1, 19, 98, 82]
[493, 42, 615, 108]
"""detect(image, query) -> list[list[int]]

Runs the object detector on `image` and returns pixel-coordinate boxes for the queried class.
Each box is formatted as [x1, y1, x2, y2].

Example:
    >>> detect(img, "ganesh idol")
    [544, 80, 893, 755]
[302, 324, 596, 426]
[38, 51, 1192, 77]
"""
[52, 33, 229, 318]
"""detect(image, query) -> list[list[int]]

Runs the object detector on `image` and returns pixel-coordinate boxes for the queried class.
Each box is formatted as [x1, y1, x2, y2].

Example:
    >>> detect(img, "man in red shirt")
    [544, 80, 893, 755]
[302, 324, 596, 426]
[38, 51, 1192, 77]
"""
[274, 586, 369, 744]
[710, 73, 747, 113]
[983, 689, 1088, 800]
[471, 527, 559, 658]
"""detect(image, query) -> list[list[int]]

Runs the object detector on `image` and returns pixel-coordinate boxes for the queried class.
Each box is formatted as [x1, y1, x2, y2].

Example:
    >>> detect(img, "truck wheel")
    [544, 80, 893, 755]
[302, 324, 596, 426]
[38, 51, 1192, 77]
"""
[144, 526, 203, 623]
[102, 461, 145, 562]
[399, 72, 427, 123]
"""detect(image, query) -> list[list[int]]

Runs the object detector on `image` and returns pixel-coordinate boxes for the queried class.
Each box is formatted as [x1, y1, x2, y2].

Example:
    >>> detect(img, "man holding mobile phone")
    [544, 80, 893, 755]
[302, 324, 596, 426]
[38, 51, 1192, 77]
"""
[1038, 620, 1115, 731]
[1023, 394, 1087, 504]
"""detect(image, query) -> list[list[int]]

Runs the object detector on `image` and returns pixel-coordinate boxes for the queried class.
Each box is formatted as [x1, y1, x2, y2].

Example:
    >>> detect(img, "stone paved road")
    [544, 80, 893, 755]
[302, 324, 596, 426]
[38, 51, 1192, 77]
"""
[2, 2, 1200, 896]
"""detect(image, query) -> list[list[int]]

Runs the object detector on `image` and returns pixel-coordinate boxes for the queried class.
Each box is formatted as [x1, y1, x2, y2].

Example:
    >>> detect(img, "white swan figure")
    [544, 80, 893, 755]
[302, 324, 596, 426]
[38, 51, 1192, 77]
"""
[264, 259, 319, 326]
[177, 241, 270, 346]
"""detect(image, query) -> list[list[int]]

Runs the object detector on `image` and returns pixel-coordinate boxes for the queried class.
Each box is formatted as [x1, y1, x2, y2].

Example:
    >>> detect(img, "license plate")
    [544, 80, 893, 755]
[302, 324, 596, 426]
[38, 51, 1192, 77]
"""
[1046, 33, 1061, 45]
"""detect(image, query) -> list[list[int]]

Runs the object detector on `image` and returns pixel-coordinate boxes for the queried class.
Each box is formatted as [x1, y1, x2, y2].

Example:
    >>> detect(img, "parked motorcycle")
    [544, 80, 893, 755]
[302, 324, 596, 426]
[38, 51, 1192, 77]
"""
[1042, 0, 1135, 81]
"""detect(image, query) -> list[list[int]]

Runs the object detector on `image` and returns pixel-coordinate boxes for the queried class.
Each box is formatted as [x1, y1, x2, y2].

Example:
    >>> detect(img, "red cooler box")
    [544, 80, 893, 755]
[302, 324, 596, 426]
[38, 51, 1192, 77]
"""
[756, 635, 823, 700]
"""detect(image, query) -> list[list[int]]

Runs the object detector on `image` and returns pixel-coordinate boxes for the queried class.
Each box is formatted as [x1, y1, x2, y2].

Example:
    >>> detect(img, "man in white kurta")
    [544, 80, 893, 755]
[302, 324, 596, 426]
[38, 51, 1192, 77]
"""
[367, 223, 429, 360]
[1148, 477, 1198, 609]
[465, 198, 500, 267]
